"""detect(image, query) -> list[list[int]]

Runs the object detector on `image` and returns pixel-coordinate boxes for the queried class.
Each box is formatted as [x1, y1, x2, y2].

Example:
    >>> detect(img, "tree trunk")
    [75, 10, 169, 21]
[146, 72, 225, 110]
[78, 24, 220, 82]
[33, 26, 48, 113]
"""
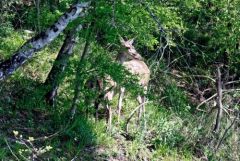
[0, 2, 89, 81]
[44, 25, 82, 106]
[70, 36, 90, 118]
[213, 65, 223, 133]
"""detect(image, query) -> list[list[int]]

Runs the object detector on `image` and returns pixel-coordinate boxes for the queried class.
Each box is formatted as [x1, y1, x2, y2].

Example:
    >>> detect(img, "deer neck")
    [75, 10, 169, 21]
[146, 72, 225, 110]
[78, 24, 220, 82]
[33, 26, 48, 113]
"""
[117, 52, 128, 64]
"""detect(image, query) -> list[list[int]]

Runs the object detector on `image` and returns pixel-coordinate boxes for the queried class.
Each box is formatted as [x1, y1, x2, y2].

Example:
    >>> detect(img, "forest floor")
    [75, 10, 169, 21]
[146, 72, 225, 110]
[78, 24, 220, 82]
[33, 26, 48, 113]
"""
[0, 95, 199, 160]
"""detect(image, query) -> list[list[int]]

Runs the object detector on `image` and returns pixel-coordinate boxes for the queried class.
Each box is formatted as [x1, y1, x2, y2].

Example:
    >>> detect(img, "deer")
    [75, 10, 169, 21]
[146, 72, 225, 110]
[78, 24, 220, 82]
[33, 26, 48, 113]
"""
[86, 38, 150, 131]
[116, 38, 150, 126]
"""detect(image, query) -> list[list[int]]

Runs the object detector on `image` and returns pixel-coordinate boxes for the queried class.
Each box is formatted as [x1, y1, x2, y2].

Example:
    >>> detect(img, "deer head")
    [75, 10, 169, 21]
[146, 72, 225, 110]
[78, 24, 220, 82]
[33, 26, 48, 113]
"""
[119, 37, 143, 60]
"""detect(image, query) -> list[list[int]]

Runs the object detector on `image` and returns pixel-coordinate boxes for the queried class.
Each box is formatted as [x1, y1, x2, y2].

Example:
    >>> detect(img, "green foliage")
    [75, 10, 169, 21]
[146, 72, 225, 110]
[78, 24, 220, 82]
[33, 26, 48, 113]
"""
[1, 0, 240, 160]
[163, 83, 190, 114]
[0, 0, 19, 26]
[88, 44, 141, 92]
[64, 117, 96, 148]
[147, 105, 185, 147]
[26, 7, 63, 31]
[0, 138, 7, 159]
[0, 28, 25, 59]
[175, 0, 240, 74]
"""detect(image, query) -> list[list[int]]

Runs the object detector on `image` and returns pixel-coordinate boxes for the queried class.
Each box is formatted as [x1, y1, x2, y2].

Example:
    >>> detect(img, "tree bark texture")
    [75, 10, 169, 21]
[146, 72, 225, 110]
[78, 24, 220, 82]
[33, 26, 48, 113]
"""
[213, 66, 223, 133]
[44, 25, 82, 106]
[0, 2, 89, 81]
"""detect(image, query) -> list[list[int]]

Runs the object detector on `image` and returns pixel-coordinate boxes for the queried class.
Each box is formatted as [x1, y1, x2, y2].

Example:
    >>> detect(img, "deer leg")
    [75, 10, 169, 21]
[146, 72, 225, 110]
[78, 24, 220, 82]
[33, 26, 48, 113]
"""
[142, 86, 148, 129]
[117, 87, 125, 123]
[137, 95, 143, 125]
[94, 100, 99, 122]
[142, 96, 146, 129]
[106, 103, 112, 131]
[84, 96, 91, 119]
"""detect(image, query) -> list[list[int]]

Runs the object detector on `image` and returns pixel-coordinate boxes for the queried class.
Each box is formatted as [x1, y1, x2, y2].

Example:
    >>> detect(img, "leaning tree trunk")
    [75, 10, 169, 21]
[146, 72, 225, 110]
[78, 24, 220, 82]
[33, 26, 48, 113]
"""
[44, 25, 82, 106]
[0, 2, 89, 81]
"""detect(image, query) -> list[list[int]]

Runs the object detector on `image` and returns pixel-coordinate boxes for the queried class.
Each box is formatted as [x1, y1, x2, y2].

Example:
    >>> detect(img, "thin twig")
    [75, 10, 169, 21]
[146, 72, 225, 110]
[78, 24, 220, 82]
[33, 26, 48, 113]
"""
[191, 75, 216, 82]
[224, 80, 240, 86]
[196, 93, 217, 112]
[34, 121, 71, 141]
[215, 112, 239, 151]
[125, 101, 149, 132]
[5, 138, 20, 161]
[223, 88, 240, 93]
[196, 88, 240, 111]
[33, 130, 62, 141]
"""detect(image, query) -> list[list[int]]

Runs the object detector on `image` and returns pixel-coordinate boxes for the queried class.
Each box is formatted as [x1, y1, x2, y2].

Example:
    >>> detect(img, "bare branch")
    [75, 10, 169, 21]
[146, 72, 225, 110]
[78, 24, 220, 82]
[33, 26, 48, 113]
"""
[125, 101, 149, 133]
[224, 80, 240, 86]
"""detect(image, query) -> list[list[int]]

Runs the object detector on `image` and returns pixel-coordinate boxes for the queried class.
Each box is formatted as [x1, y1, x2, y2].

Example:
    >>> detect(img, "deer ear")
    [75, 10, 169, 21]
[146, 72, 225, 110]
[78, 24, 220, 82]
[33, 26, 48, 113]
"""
[128, 38, 134, 45]
[119, 37, 125, 44]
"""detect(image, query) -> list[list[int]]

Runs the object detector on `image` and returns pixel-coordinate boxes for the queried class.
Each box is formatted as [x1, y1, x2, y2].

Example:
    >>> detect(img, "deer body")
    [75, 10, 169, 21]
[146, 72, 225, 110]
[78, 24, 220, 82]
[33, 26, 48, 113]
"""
[89, 38, 150, 131]
[123, 60, 150, 87]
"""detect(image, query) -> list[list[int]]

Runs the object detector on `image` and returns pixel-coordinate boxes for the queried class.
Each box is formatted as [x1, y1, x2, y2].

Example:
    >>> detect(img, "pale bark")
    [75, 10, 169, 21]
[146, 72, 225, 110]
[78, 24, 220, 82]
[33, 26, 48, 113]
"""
[0, 2, 89, 81]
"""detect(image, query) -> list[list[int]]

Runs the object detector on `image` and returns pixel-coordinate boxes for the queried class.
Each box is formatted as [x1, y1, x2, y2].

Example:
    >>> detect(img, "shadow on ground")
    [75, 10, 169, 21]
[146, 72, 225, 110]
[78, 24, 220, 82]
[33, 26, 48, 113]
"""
[0, 77, 102, 160]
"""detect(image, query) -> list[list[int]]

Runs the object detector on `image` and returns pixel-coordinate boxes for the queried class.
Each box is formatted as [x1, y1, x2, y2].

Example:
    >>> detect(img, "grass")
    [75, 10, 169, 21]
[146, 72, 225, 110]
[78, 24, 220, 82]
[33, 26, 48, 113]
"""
[0, 67, 197, 160]
[0, 79, 197, 160]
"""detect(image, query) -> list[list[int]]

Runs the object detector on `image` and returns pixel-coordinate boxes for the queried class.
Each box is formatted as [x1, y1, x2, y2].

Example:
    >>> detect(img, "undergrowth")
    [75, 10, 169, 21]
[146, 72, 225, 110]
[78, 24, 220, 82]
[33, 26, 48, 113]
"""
[0, 25, 239, 161]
